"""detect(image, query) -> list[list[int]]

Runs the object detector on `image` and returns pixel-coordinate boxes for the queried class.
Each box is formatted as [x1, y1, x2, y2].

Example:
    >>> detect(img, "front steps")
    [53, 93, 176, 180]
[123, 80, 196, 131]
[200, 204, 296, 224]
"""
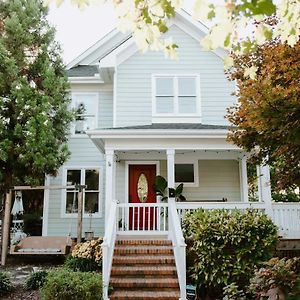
[109, 239, 180, 300]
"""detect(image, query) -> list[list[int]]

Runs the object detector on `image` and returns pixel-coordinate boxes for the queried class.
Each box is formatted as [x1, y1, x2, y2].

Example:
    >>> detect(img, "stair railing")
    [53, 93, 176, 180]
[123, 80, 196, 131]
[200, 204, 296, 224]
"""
[102, 200, 118, 300]
[168, 198, 186, 300]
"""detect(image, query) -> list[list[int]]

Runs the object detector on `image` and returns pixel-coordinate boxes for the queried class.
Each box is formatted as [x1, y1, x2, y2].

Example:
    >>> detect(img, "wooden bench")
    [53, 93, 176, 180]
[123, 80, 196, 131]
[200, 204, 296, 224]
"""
[10, 236, 71, 255]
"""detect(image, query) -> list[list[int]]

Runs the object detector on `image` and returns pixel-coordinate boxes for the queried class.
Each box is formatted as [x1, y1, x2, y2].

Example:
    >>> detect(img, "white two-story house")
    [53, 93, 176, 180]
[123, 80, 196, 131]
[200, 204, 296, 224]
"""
[41, 10, 300, 300]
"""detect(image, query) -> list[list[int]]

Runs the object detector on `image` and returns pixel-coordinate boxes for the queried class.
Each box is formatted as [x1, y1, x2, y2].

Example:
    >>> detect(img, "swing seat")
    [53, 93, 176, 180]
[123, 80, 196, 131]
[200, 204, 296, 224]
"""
[10, 236, 71, 255]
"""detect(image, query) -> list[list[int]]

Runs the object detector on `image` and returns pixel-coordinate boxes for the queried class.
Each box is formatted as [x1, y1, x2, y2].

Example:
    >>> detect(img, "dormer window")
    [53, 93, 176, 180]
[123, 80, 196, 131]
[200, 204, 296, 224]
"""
[72, 93, 98, 134]
[152, 75, 200, 120]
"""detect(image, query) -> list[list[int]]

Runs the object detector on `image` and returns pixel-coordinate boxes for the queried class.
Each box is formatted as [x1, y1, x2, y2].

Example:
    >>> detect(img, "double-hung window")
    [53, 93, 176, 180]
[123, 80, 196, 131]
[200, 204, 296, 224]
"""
[65, 168, 101, 216]
[72, 93, 98, 134]
[153, 75, 200, 117]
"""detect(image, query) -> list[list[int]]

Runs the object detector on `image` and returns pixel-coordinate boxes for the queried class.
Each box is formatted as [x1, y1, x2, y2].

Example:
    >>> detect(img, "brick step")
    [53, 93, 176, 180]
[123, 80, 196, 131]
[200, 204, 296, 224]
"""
[114, 245, 173, 255]
[109, 290, 180, 300]
[110, 277, 179, 288]
[116, 240, 172, 246]
[111, 265, 177, 276]
[112, 255, 175, 265]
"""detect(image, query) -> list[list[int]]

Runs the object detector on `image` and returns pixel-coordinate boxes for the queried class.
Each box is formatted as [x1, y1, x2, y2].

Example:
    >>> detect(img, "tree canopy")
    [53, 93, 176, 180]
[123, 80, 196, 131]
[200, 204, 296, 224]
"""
[226, 39, 300, 190]
[46, 0, 300, 70]
[0, 0, 73, 194]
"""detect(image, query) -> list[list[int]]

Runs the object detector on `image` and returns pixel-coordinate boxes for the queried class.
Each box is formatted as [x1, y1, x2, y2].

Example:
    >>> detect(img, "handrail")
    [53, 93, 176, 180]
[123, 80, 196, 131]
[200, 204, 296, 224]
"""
[102, 200, 118, 300]
[168, 198, 186, 300]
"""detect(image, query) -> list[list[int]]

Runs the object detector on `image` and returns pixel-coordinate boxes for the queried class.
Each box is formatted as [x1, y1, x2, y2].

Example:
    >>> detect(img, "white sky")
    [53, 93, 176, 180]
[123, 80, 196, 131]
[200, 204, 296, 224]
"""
[47, 1, 117, 64]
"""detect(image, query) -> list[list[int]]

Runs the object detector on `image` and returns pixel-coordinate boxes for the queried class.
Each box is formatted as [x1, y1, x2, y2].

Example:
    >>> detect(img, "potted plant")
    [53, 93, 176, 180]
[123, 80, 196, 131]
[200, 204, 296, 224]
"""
[153, 175, 186, 202]
[75, 103, 86, 134]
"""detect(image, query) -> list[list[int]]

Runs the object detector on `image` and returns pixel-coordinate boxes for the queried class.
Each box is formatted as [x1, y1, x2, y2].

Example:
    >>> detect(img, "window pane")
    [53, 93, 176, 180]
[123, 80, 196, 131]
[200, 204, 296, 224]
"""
[85, 192, 99, 213]
[178, 96, 197, 114]
[175, 164, 194, 183]
[66, 192, 78, 213]
[67, 170, 81, 186]
[156, 96, 174, 113]
[85, 169, 99, 190]
[156, 78, 173, 95]
[178, 77, 196, 95]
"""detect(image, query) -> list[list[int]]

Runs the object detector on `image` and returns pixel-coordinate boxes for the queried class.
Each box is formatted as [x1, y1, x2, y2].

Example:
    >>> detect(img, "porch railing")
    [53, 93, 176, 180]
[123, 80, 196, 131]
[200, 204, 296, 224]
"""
[102, 200, 118, 300]
[116, 202, 168, 234]
[272, 203, 300, 238]
[168, 199, 186, 300]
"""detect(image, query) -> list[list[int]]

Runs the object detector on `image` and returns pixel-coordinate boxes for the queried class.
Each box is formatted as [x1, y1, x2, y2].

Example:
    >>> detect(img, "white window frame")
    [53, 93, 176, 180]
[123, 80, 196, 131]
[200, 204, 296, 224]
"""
[152, 74, 201, 121]
[175, 159, 199, 187]
[71, 92, 99, 136]
[61, 166, 102, 218]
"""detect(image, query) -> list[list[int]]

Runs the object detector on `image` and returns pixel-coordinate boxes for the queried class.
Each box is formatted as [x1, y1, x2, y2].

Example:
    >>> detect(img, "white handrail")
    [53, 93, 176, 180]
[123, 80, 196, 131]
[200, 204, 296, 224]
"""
[168, 198, 186, 300]
[102, 200, 118, 300]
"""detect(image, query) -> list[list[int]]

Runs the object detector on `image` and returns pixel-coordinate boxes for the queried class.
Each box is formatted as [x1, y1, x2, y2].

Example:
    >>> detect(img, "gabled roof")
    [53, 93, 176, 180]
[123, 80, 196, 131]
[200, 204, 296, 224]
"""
[67, 65, 99, 77]
[67, 10, 226, 70]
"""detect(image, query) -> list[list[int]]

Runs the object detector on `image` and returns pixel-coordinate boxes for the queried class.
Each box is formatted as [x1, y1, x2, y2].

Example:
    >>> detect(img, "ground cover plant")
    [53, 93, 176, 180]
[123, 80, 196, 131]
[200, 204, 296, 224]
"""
[41, 268, 102, 300]
[25, 270, 48, 290]
[0, 271, 13, 297]
[182, 209, 278, 299]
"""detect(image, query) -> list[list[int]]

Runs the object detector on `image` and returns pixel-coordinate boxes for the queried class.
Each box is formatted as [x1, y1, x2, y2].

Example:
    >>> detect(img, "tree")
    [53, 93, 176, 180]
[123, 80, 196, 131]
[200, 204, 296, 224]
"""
[226, 38, 300, 190]
[46, 0, 300, 68]
[0, 0, 73, 196]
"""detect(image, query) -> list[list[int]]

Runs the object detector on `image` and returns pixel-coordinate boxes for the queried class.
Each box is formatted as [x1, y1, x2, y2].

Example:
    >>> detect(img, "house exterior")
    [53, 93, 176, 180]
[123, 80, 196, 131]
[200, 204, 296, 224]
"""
[41, 10, 299, 300]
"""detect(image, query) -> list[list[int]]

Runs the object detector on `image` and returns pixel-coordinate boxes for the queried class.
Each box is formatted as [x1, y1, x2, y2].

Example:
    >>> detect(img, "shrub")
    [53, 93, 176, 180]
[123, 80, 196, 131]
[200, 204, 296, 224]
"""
[0, 271, 12, 297]
[41, 268, 102, 300]
[64, 256, 100, 272]
[25, 270, 48, 290]
[249, 257, 300, 300]
[182, 209, 278, 298]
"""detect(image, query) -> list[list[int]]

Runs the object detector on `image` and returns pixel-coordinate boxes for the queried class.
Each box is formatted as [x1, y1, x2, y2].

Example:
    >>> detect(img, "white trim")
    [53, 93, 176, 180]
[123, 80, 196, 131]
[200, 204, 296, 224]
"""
[174, 158, 199, 187]
[151, 74, 201, 120]
[42, 175, 50, 236]
[113, 70, 117, 127]
[68, 76, 104, 84]
[124, 161, 160, 206]
[60, 166, 103, 218]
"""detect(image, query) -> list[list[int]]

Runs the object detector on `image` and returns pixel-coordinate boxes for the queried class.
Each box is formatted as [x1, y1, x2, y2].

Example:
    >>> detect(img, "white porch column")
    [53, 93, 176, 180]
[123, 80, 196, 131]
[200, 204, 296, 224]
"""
[239, 157, 249, 202]
[257, 164, 273, 217]
[105, 149, 115, 225]
[166, 149, 175, 190]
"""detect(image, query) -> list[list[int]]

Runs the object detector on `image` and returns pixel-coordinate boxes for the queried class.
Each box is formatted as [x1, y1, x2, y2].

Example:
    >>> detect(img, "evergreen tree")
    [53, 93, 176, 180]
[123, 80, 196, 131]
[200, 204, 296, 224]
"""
[0, 0, 73, 197]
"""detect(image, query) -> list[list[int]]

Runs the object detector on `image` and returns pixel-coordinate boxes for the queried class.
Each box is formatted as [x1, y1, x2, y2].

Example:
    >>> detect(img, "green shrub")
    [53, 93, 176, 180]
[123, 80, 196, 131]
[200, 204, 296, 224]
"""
[249, 257, 300, 299]
[0, 271, 12, 297]
[41, 268, 102, 300]
[25, 270, 48, 290]
[64, 255, 101, 272]
[182, 209, 278, 298]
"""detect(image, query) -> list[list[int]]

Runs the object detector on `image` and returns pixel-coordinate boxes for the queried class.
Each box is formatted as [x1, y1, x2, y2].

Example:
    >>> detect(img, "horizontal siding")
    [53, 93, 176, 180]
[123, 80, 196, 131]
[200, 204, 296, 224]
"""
[99, 91, 113, 128]
[47, 138, 106, 237]
[116, 25, 236, 127]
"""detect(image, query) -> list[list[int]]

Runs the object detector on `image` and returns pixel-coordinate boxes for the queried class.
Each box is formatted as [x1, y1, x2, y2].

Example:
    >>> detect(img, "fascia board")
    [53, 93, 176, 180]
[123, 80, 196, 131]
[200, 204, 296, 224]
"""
[68, 77, 104, 84]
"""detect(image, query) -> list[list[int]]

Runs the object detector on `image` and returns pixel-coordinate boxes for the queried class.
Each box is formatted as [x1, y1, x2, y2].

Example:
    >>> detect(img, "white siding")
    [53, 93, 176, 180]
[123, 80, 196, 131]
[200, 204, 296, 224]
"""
[99, 91, 113, 128]
[47, 138, 106, 237]
[116, 25, 236, 127]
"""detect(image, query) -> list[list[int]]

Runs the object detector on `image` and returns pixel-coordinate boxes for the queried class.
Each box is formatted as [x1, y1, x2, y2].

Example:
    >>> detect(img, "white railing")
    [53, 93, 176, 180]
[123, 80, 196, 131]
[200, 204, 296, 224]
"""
[272, 203, 300, 238]
[116, 202, 168, 234]
[168, 198, 186, 300]
[102, 200, 118, 300]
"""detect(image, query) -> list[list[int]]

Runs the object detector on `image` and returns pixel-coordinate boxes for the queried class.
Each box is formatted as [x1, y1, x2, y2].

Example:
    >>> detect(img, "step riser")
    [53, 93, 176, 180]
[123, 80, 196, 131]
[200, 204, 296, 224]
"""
[116, 240, 172, 246]
[111, 270, 177, 276]
[114, 248, 173, 255]
[111, 282, 179, 288]
[113, 257, 175, 265]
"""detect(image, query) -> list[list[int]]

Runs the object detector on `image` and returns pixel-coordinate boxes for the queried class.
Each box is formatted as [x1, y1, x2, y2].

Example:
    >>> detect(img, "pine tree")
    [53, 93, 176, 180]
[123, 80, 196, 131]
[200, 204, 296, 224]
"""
[0, 0, 73, 197]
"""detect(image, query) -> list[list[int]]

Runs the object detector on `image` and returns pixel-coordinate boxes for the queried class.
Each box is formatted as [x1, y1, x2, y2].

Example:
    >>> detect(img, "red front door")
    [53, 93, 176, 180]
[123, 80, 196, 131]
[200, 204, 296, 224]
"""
[129, 164, 156, 230]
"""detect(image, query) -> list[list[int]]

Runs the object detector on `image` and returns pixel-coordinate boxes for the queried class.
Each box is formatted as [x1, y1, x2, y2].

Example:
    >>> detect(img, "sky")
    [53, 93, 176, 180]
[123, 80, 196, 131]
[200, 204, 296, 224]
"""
[47, 1, 117, 65]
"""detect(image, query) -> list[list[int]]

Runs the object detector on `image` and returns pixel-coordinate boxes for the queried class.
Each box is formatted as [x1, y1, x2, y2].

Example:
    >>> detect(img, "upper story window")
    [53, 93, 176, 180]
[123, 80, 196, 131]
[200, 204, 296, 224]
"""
[153, 75, 200, 117]
[72, 93, 98, 134]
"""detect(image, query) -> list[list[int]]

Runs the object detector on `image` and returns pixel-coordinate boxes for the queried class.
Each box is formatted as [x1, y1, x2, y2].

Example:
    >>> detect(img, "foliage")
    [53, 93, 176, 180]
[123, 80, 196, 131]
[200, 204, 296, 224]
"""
[71, 238, 102, 265]
[0, 0, 73, 195]
[272, 189, 300, 203]
[25, 270, 48, 290]
[153, 175, 186, 202]
[182, 209, 278, 298]
[23, 213, 42, 236]
[227, 38, 300, 190]
[40, 268, 102, 300]
[0, 272, 12, 297]
[249, 257, 300, 300]
[46, 0, 299, 70]
[64, 256, 100, 272]
[222, 282, 247, 300]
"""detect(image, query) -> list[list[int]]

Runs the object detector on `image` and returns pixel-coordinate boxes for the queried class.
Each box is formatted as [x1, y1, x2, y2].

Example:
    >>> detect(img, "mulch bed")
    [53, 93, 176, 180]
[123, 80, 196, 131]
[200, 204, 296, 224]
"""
[2, 286, 40, 300]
